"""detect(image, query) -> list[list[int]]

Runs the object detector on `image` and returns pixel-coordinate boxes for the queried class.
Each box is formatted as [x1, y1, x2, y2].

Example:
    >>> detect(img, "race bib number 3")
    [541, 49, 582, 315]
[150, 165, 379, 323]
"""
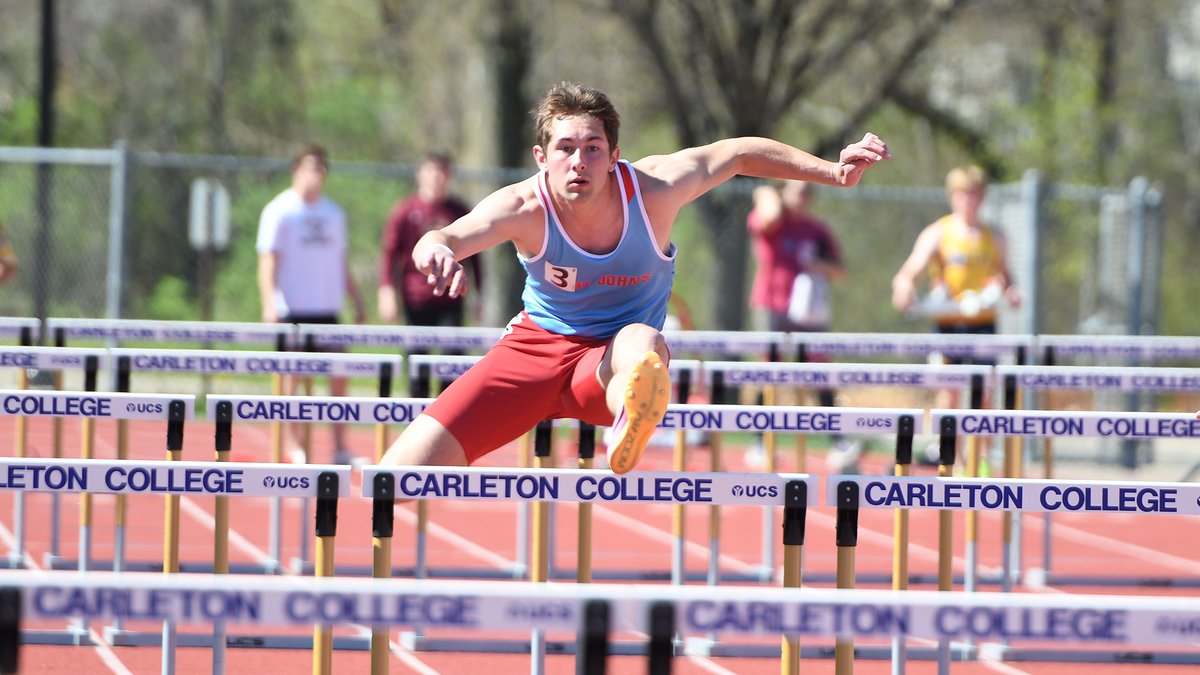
[545, 262, 579, 292]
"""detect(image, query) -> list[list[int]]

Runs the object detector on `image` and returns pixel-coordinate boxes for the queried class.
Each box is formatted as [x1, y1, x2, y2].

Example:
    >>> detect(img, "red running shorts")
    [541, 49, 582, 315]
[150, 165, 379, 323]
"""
[422, 313, 615, 463]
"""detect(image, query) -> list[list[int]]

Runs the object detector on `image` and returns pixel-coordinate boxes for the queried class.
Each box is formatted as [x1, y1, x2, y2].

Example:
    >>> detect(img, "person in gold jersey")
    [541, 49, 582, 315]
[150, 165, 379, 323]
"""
[892, 165, 1019, 330]
[892, 165, 1020, 465]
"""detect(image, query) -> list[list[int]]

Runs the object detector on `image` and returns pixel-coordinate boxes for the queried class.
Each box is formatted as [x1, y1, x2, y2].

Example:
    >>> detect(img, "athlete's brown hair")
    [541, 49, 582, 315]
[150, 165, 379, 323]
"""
[532, 82, 620, 151]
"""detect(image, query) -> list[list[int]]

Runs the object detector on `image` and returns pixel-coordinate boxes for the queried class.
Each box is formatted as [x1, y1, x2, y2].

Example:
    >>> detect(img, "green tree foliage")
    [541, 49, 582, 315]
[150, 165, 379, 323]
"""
[0, 0, 1196, 334]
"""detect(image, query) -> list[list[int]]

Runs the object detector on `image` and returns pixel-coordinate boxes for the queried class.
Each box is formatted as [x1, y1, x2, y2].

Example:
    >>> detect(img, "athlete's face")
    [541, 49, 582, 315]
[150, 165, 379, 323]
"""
[533, 115, 618, 201]
[949, 187, 985, 219]
[780, 181, 812, 213]
[417, 160, 451, 202]
[292, 155, 328, 202]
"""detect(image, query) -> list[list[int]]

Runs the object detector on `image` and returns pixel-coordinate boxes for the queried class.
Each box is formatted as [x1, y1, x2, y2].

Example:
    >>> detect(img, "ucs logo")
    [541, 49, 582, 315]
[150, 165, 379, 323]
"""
[262, 475, 310, 489]
[507, 601, 570, 621]
[731, 484, 778, 498]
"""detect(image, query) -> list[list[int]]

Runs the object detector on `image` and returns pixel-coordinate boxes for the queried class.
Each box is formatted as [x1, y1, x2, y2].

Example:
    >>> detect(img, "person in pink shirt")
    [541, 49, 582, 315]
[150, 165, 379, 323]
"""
[747, 181, 858, 471]
[747, 180, 846, 332]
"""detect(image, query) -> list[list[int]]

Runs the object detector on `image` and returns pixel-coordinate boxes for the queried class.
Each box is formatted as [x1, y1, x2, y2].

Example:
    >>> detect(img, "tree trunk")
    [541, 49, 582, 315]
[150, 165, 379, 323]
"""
[696, 191, 752, 330]
[473, 0, 530, 327]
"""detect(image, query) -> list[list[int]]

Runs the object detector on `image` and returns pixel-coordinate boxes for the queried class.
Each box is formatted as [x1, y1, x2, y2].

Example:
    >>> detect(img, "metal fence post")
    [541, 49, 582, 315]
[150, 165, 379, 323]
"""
[1121, 176, 1150, 469]
[1020, 169, 1043, 337]
[105, 139, 130, 320]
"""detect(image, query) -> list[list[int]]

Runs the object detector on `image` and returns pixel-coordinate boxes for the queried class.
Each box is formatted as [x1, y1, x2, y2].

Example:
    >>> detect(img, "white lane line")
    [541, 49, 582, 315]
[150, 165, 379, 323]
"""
[979, 652, 1033, 675]
[179, 496, 270, 564]
[391, 503, 518, 570]
[0, 519, 134, 675]
[685, 654, 742, 675]
[588, 504, 760, 574]
[180, 493, 442, 674]
[389, 643, 444, 675]
[806, 508, 1004, 576]
[86, 627, 137, 675]
[1023, 514, 1200, 574]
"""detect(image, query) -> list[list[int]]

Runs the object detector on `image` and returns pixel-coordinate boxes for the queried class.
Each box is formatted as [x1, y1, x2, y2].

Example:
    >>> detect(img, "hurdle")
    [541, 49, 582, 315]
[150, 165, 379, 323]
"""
[931, 407, 1200, 596]
[998, 363, 1200, 587]
[519, 403, 915, 596]
[46, 319, 297, 571]
[665, 403, 921, 601]
[208, 394, 430, 576]
[8, 569, 1200, 672]
[404, 353, 522, 582]
[828, 470, 1200, 665]
[704, 361, 985, 584]
[44, 318, 294, 397]
[0, 389, 191, 646]
[639, 403, 920, 660]
[793, 331, 1030, 364]
[0, 347, 104, 572]
[0, 456, 350, 673]
[106, 348, 398, 575]
[662, 329, 783, 360]
[402, 354, 709, 585]
[1037, 333, 1200, 364]
[361, 464, 818, 662]
[545, 360, 703, 585]
[297, 324, 497, 575]
[794, 332, 1029, 596]
[1037, 334, 1200, 463]
[216, 379, 482, 583]
[6, 329, 86, 570]
[663, 332, 784, 590]
[296, 322, 501, 355]
[1035, 334, 1200, 470]
[44, 318, 293, 349]
[0, 317, 39, 346]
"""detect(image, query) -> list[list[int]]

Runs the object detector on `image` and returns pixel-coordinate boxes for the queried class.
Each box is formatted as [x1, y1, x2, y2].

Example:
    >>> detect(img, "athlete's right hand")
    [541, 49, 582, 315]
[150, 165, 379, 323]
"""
[417, 242, 469, 299]
[891, 276, 916, 312]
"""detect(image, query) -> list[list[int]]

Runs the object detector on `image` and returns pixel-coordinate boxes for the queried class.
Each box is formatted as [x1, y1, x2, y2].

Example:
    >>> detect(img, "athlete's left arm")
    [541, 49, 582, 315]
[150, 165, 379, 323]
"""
[635, 135, 889, 217]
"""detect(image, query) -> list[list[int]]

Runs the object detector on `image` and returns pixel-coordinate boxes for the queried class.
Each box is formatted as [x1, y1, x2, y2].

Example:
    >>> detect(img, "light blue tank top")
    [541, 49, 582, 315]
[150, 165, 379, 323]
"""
[521, 160, 676, 338]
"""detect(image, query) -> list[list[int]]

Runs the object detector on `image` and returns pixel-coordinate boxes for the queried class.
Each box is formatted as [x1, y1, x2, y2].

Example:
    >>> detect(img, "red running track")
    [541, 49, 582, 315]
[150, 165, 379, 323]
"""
[2, 416, 1199, 674]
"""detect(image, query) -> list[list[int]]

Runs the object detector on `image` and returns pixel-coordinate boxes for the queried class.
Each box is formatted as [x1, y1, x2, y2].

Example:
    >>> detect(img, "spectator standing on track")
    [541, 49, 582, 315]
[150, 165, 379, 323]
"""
[0, 217, 18, 287]
[378, 81, 890, 475]
[257, 144, 366, 465]
[377, 152, 481, 332]
[746, 181, 858, 471]
[891, 165, 1019, 465]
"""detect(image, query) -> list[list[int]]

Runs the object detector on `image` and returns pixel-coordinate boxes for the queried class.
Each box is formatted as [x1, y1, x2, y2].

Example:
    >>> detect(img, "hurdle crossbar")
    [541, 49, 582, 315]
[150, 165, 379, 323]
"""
[1037, 334, 1200, 361]
[661, 330, 785, 357]
[110, 347, 401, 379]
[296, 323, 501, 351]
[45, 318, 292, 346]
[703, 361, 993, 390]
[792, 332, 1033, 361]
[0, 349, 106, 573]
[932, 408, 1200, 439]
[0, 317, 40, 345]
[4, 571, 1199, 649]
[999, 363, 1200, 586]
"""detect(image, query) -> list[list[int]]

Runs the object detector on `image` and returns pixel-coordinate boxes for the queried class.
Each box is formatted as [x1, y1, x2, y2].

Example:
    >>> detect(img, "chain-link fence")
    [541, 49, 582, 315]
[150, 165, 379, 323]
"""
[0, 144, 1163, 341]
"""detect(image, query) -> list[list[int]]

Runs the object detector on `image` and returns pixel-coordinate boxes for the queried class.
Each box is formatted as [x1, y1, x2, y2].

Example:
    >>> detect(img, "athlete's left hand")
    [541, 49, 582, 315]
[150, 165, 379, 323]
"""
[834, 133, 890, 187]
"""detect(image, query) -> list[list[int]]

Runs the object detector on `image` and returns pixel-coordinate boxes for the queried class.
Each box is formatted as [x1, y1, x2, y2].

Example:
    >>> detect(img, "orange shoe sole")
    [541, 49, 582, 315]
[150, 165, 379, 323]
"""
[607, 351, 670, 474]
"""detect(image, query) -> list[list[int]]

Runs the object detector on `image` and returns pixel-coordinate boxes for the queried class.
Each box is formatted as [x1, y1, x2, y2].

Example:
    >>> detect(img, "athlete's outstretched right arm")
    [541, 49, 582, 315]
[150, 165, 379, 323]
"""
[891, 222, 941, 311]
[412, 180, 540, 299]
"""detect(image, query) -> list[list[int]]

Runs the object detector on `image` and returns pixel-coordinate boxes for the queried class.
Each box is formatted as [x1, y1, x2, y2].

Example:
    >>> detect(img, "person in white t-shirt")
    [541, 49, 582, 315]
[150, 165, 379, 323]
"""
[256, 144, 366, 464]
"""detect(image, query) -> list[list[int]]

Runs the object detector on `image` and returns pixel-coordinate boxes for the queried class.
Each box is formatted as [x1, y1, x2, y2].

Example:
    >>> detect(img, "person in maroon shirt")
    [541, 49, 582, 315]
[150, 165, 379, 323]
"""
[378, 152, 481, 327]
[747, 181, 860, 471]
[747, 180, 845, 331]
